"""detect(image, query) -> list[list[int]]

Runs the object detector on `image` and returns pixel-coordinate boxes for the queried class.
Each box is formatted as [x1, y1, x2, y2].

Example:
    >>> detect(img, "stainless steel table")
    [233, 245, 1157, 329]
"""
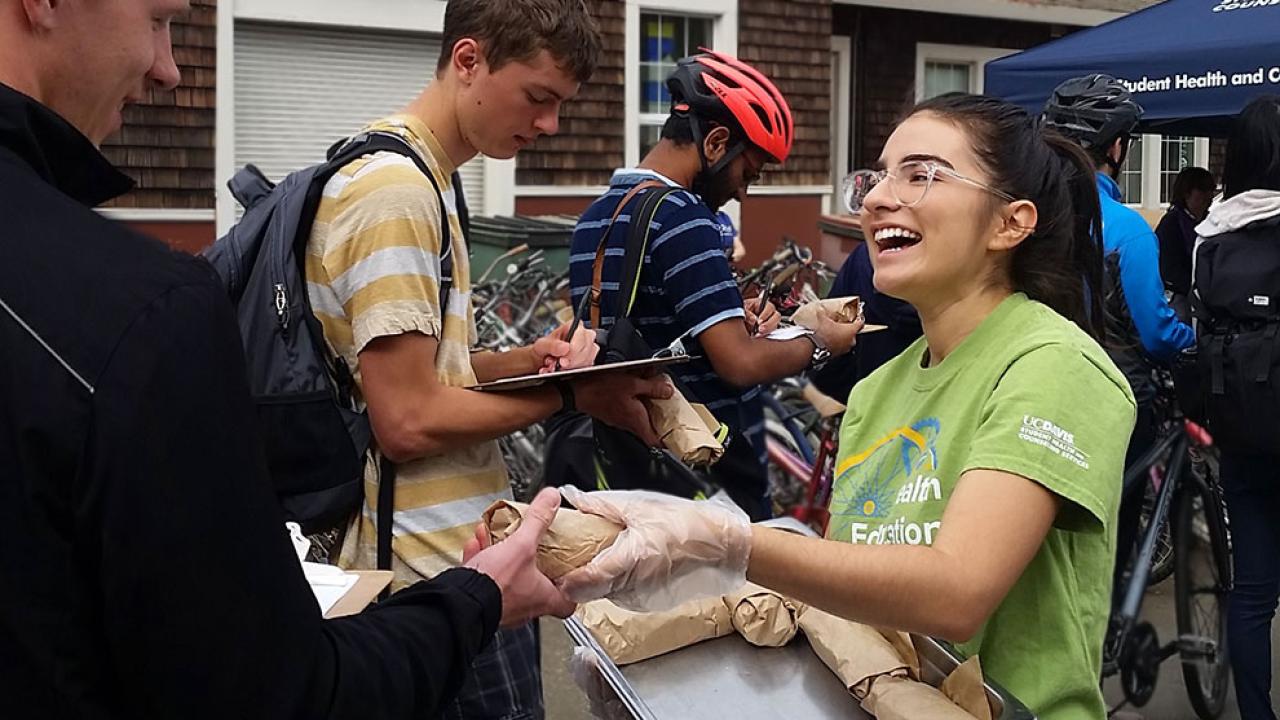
[563, 519, 1035, 719]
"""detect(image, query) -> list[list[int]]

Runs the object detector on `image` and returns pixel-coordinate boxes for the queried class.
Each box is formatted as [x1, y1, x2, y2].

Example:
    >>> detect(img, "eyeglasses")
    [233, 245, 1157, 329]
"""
[842, 160, 1017, 214]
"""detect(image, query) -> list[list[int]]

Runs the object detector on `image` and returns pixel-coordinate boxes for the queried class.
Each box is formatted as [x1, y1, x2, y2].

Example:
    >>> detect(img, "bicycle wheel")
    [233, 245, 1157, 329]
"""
[1174, 466, 1232, 720]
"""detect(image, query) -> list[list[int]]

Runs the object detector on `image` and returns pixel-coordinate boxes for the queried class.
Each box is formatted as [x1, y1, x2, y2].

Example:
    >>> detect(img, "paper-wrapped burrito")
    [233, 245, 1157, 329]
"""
[940, 656, 993, 720]
[861, 675, 979, 720]
[483, 500, 623, 580]
[791, 296, 863, 330]
[797, 607, 910, 700]
[647, 387, 725, 466]
[576, 597, 733, 665]
[723, 583, 805, 647]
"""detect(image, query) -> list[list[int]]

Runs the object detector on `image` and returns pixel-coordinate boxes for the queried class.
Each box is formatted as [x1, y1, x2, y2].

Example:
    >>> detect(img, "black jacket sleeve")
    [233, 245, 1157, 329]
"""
[85, 272, 500, 719]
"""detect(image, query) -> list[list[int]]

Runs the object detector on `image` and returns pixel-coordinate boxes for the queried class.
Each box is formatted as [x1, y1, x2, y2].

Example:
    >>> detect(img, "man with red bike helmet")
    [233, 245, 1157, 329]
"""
[665, 49, 795, 207]
[565, 52, 858, 521]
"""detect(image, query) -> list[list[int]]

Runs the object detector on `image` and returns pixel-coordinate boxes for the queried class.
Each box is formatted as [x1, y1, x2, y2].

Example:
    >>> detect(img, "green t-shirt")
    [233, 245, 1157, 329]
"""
[829, 293, 1135, 720]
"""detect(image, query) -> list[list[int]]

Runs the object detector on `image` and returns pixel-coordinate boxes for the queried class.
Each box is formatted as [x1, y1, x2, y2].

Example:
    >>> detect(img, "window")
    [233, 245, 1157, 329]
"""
[922, 62, 971, 99]
[914, 44, 1014, 101]
[1116, 134, 1210, 207]
[638, 12, 712, 159]
[1120, 135, 1145, 203]
[1160, 136, 1197, 204]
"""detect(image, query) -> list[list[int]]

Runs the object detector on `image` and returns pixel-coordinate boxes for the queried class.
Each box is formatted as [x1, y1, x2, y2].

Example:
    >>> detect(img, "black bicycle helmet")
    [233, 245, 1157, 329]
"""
[1042, 74, 1143, 152]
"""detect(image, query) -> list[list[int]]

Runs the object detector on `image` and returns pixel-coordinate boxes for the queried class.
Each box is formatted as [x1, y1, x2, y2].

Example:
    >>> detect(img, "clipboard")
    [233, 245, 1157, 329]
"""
[468, 354, 694, 392]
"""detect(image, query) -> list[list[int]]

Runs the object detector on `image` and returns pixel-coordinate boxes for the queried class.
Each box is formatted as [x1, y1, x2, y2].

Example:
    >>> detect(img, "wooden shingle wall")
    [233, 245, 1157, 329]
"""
[738, 0, 832, 187]
[835, 6, 1069, 169]
[102, 0, 217, 210]
[516, 0, 625, 187]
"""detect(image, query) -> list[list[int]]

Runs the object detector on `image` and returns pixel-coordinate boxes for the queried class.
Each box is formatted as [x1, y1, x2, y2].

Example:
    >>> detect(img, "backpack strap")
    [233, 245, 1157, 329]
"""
[588, 180, 670, 329]
[1257, 321, 1280, 383]
[1209, 331, 1227, 396]
[617, 187, 680, 320]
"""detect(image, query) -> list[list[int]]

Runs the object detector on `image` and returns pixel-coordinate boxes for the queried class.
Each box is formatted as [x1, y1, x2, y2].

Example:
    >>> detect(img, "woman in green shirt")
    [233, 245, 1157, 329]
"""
[554, 93, 1136, 719]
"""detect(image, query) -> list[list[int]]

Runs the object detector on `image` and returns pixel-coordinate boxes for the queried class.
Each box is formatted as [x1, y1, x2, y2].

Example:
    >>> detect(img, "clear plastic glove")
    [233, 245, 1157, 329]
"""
[570, 646, 631, 720]
[556, 486, 752, 612]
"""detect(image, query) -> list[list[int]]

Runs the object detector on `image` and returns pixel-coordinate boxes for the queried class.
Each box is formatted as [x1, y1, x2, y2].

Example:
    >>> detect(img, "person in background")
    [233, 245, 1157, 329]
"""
[569, 51, 859, 519]
[1041, 74, 1195, 598]
[1156, 166, 1216, 298]
[1192, 95, 1280, 720]
[716, 209, 747, 264]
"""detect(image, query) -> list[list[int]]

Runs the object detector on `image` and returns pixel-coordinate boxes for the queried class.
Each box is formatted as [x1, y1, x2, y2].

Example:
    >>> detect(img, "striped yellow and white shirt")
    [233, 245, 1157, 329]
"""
[305, 114, 510, 589]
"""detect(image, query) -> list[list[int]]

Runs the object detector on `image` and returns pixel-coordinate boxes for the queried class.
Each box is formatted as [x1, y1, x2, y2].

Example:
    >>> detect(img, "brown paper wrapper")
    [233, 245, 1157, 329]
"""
[646, 387, 725, 466]
[940, 656, 992, 720]
[483, 500, 623, 580]
[576, 597, 733, 665]
[791, 296, 863, 330]
[723, 583, 806, 647]
[861, 676, 978, 720]
[797, 607, 909, 700]
[802, 382, 847, 419]
[876, 627, 921, 681]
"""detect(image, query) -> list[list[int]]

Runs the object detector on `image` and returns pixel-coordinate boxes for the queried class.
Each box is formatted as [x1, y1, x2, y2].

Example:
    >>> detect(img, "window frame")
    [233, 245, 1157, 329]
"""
[913, 43, 1015, 101]
[1123, 134, 1211, 209]
[625, 0, 738, 169]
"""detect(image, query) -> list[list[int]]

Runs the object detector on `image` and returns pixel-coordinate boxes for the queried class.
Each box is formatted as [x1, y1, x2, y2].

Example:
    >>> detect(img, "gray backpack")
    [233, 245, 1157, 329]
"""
[202, 132, 462, 568]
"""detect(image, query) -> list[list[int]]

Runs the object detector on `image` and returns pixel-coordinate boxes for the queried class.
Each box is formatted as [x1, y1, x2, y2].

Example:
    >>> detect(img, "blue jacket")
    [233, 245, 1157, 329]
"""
[1097, 173, 1194, 361]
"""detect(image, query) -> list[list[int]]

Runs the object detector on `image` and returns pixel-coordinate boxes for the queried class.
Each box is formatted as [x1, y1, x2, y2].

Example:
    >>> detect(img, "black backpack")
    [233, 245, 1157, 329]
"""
[1191, 219, 1280, 452]
[202, 132, 461, 568]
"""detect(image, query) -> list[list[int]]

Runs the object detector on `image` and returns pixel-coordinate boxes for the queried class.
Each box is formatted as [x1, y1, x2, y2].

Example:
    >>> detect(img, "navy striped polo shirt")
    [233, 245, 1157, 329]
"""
[569, 169, 766, 463]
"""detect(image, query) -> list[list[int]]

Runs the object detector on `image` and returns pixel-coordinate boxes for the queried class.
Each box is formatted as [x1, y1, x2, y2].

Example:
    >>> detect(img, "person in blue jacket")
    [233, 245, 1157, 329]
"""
[1042, 74, 1195, 596]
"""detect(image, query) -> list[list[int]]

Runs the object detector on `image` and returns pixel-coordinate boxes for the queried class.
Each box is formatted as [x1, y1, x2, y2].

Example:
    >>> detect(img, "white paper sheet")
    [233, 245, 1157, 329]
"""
[309, 572, 358, 615]
[765, 326, 814, 341]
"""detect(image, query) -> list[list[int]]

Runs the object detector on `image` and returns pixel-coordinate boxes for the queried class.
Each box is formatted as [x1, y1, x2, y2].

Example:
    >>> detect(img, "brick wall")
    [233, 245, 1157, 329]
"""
[516, 0, 834, 189]
[102, 0, 216, 210]
[738, 0, 832, 187]
[516, 0, 624, 187]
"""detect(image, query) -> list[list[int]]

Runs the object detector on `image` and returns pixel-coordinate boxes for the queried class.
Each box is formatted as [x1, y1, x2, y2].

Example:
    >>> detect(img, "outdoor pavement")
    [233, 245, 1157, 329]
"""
[539, 576, 1278, 719]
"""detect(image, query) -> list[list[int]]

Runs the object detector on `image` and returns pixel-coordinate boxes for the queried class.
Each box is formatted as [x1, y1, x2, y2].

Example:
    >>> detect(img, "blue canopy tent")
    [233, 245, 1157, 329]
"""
[985, 0, 1280, 137]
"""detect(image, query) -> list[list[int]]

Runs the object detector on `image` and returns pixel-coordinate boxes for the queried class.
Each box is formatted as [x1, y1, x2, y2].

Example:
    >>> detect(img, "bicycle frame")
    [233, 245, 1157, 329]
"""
[765, 417, 838, 535]
[1114, 428, 1188, 646]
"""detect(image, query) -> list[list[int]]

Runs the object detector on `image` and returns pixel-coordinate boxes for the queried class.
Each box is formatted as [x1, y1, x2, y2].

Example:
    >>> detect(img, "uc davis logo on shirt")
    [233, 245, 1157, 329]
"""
[830, 418, 944, 545]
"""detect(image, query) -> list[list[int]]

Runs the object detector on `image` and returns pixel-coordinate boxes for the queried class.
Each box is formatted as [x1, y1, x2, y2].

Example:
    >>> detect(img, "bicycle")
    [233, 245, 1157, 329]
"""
[1103, 376, 1233, 719]
[763, 382, 845, 534]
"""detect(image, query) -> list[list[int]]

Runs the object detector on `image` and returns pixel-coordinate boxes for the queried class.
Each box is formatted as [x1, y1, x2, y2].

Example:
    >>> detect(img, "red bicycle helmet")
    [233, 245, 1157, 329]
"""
[667, 49, 794, 164]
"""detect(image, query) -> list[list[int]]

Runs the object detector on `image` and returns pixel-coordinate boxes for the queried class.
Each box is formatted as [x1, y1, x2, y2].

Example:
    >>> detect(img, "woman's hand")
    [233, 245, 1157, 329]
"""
[555, 487, 753, 612]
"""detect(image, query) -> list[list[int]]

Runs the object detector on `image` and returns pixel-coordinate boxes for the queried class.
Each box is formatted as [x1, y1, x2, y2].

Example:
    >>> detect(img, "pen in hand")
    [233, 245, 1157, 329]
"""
[555, 291, 593, 372]
[749, 273, 774, 337]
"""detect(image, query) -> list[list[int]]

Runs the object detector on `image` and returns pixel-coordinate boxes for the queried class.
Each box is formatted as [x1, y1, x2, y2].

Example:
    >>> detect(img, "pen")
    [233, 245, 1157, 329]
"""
[555, 290, 594, 372]
[750, 272, 774, 337]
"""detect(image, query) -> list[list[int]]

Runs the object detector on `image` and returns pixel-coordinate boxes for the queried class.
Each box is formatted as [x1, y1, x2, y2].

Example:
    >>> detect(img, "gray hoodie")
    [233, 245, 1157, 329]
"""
[1196, 189, 1280, 238]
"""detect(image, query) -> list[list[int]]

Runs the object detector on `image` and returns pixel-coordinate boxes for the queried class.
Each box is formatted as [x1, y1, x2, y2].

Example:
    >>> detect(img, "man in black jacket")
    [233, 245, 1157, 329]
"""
[0, 2, 574, 718]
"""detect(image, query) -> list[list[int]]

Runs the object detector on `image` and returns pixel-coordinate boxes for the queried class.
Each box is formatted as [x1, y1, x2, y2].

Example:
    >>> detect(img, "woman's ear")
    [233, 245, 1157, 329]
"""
[703, 126, 731, 165]
[990, 200, 1038, 252]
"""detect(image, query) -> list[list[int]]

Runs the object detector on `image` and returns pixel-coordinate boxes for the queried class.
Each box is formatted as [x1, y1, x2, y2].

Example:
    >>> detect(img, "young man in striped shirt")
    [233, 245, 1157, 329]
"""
[305, 2, 671, 718]
[570, 53, 859, 520]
